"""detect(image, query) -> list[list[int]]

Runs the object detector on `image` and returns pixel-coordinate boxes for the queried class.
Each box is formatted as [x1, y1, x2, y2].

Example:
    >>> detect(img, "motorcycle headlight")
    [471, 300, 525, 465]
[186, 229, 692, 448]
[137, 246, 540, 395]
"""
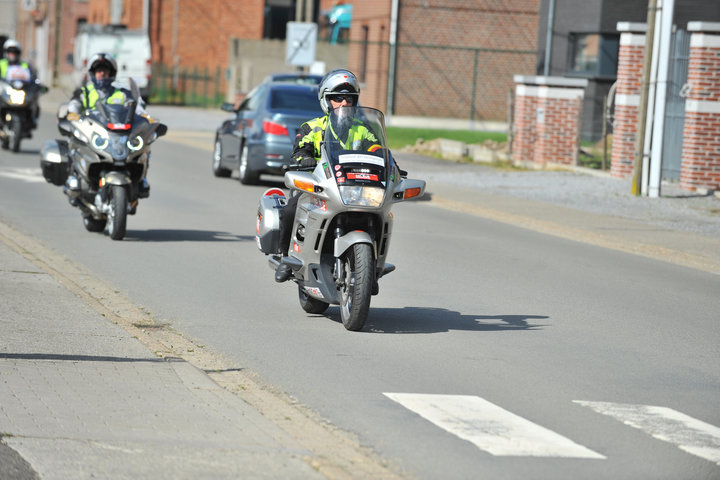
[338, 186, 385, 207]
[9, 89, 25, 105]
[91, 133, 109, 150]
[127, 136, 144, 152]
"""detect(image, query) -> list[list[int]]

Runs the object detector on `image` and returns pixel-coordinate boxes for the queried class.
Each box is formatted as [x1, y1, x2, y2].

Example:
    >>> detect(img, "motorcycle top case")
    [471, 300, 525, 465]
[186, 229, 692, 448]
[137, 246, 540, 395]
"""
[40, 140, 70, 186]
[256, 189, 287, 254]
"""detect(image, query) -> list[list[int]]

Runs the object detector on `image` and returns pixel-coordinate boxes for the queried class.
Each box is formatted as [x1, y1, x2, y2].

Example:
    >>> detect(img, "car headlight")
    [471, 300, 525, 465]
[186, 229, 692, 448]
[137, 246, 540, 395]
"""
[9, 89, 25, 105]
[91, 133, 109, 150]
[338, 186, 385, 207]
[127, 136, 144, 152]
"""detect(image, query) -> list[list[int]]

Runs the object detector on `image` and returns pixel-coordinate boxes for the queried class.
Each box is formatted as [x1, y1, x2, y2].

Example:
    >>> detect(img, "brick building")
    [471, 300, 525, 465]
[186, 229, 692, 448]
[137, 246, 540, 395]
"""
[12, 0, 89, 85]
[347, 0, 540, 121]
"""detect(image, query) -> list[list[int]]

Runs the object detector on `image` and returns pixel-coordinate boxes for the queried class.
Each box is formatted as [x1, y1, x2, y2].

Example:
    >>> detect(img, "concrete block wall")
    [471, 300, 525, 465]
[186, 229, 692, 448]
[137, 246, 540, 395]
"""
[680, 22, 720, 191]
[610, 23, 646, 178]
[513, 76, 587, 167]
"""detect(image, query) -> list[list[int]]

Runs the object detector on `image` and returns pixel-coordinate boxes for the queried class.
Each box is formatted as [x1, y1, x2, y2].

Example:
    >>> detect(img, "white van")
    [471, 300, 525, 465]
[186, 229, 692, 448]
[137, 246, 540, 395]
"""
[72, 24, 152, 98]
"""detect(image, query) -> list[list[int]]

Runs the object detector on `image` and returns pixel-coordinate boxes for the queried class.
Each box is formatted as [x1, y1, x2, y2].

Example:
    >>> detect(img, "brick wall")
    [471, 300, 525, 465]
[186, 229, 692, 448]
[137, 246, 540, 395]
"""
[347, 0, 392, 111]
[349, 0, 539, 120]
[513, 76, 586, 167]
[512, 85, 537, 164]
[610, 25, 646, 178]
[680, 24, 720, 191]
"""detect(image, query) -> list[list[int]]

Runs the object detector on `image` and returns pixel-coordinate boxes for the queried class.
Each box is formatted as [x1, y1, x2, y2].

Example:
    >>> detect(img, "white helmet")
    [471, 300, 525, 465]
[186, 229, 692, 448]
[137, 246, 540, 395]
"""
[3, 39, 21, 58]
[318, 69, 360, 114]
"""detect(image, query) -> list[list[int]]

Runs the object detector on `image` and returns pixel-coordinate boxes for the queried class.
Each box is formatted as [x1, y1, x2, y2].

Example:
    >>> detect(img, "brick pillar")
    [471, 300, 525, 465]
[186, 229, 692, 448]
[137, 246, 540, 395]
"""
[680, 22, 720, 192]
[611, 23, 647, 178]
[513, 76, 587, 167]
[512, 83, 537, 165]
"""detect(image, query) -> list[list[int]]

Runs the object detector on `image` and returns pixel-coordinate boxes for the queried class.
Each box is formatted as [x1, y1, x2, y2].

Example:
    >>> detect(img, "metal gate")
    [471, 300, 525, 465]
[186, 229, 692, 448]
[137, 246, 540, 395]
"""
[661, 29, 690, 181]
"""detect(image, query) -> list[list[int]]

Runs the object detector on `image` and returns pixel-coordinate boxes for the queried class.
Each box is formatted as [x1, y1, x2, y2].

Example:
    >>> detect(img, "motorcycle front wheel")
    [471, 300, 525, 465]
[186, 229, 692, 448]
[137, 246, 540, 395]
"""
[106, 185, 128, 240]
[339, 243, 373, 331]
[10, 115, 22, 152]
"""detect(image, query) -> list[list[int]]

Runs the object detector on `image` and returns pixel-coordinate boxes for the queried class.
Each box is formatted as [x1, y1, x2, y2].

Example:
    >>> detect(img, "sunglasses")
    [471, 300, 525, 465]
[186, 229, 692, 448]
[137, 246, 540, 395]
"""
[328, 94, 356, 103]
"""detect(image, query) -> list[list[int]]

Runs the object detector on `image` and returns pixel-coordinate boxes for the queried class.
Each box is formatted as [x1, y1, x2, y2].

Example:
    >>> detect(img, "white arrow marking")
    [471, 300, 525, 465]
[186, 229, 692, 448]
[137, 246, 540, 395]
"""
[575, 400, 720, 465]
[385, 393, 605, 458]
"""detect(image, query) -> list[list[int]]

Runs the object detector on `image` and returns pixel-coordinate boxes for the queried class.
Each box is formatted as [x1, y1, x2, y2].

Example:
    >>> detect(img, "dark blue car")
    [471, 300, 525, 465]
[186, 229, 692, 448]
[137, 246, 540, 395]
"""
[213, 82, 323, 184]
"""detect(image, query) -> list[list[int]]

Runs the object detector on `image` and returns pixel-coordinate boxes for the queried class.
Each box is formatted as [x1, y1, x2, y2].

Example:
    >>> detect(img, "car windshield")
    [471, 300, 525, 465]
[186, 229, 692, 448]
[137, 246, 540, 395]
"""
[270, 88, 322, 113]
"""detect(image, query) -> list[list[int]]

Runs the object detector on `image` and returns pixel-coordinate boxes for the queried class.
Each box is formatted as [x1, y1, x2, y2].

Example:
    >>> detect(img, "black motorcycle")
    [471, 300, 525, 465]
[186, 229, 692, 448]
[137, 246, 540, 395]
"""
[0, 79, 47, 152]
[40, 86, 167, 240]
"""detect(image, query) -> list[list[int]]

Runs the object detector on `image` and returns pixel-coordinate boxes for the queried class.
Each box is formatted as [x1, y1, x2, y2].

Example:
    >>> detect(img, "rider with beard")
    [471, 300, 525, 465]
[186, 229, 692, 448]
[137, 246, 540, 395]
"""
[275, 69, 381, 283]
[65, 53, 151, 200]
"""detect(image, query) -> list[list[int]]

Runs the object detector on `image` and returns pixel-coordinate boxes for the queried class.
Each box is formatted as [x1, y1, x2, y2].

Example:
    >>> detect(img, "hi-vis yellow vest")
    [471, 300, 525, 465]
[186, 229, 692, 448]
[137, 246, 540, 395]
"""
[80, 84, 127, 111]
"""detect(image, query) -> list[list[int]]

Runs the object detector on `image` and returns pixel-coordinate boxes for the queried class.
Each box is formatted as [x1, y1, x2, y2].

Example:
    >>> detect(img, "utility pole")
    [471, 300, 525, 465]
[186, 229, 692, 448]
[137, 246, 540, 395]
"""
[632, 0, 657, 196]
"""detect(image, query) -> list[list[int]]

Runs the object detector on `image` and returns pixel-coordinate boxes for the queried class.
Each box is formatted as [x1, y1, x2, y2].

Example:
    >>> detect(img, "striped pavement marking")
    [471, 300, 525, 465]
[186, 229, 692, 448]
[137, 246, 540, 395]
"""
[384, 393, 605, 458]
[575, 400, 720, 465]
[0, 167, 46, 183]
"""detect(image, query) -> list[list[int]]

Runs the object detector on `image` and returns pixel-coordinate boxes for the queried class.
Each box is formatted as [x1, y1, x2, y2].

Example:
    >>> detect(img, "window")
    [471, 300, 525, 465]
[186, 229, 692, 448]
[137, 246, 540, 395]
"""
[568, 33, 620, 78]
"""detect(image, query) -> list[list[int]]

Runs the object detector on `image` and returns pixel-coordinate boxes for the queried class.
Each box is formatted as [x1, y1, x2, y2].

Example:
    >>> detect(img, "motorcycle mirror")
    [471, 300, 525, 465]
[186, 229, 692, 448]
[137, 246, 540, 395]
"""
[129, 77, 140, 101]
[57, 103, 68, 119]
[154, 123, 168, 138]
[57, 119, 72, 136]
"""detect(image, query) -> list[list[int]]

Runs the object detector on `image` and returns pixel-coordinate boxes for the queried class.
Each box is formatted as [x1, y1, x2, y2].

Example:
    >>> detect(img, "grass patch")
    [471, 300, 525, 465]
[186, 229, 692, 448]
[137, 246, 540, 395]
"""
[579, 137, 612, 170]
[386, 126, 507, 150]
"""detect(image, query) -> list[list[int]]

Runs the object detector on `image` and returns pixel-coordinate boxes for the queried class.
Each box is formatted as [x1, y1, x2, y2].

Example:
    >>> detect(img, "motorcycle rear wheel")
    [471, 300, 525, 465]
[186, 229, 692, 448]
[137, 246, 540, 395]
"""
[106, 185, 128, 240]
[298, 286, 329, 314]
[339, 243, 373, 331]
[10, 115, 22, 152]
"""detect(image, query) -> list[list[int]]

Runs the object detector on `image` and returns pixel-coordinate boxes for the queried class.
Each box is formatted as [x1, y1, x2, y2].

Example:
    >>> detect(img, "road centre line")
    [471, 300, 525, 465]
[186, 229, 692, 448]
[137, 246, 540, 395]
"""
[384, 393, 605, 459]
[575, 400, 720, 465]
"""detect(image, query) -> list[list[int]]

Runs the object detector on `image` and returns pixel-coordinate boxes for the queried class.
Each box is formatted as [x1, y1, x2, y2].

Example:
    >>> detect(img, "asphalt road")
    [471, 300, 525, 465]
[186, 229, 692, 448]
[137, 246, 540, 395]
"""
[1, 107, 719, 479]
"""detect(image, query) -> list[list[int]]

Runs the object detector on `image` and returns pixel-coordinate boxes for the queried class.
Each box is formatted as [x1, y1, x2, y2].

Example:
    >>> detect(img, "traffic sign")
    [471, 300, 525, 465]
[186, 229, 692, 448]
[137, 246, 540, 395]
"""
[286, 22, 317, 67]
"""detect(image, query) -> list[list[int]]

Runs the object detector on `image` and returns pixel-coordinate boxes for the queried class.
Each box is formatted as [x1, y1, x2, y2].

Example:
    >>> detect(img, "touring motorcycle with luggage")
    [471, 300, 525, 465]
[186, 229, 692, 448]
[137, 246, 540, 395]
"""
[40, 83, 166, 240]
[0, 78, 47, 152]
[256, 106, 425, 331]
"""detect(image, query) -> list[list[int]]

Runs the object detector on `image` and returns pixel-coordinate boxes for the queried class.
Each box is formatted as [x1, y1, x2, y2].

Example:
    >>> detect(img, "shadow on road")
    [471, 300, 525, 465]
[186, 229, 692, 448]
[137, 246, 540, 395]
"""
[124, 229, 254, 242]
[323, 306, 548, 333]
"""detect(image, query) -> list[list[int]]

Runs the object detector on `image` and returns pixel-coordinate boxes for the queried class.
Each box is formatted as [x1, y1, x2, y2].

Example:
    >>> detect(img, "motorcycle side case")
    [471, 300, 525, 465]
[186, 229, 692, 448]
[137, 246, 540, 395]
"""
[40, 139, 70, 186]
[256, 190, 287, 254]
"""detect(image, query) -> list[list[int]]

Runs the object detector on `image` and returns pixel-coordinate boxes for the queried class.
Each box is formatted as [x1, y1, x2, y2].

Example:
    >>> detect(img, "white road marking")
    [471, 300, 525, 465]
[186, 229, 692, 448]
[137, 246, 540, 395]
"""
[0, 168, 46, 183]
[575, 400, 720, 465]
[384, 393, 605, 458]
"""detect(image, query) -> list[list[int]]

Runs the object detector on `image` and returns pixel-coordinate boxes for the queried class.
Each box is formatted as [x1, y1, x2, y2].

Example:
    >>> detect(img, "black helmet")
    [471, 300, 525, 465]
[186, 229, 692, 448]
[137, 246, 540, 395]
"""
[87, 52, 118, 91]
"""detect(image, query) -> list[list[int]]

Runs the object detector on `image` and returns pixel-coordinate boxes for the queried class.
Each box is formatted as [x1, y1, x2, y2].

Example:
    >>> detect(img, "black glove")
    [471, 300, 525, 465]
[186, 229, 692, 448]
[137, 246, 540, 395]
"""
[299, 156, 316, 168]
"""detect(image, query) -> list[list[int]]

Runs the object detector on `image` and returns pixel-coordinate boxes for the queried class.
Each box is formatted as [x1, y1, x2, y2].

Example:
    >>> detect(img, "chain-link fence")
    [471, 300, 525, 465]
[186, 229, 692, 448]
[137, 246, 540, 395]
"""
[149, 63, 224, 107]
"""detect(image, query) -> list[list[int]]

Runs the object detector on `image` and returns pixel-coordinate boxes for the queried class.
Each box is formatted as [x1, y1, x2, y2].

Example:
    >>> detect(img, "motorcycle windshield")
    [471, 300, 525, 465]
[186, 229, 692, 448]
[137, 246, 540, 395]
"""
[325, 106, 389, 192]
[91, 99, 137, 131]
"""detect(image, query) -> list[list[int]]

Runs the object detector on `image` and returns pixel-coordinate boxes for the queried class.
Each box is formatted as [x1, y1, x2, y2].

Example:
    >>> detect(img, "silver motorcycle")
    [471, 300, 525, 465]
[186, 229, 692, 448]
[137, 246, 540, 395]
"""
[40, 84, 166, 240]
[256, 106, 425, 331]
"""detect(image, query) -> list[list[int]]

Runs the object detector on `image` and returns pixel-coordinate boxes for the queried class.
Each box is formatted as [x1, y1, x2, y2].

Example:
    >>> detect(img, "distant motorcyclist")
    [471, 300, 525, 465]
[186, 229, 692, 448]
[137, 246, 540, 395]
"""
[67, 52, 147, 117]
[1, 39, 40, 128]
[0, 39, 34, 82]
[275, 68, 381, 282]
[65, 52, 151, 198]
